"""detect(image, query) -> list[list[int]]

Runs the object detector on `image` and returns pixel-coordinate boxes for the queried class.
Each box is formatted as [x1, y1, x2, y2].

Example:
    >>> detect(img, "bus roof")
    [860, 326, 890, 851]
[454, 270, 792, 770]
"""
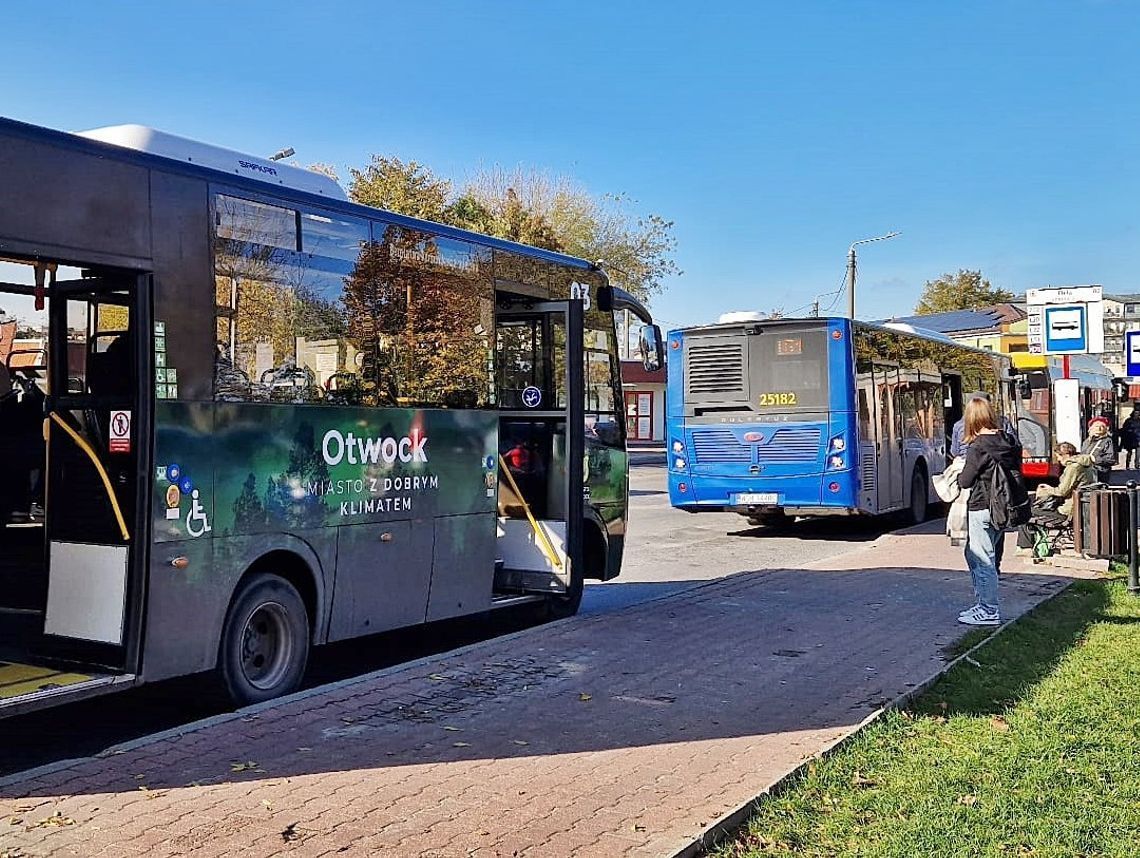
[670, 315, 1010, 360]
[1, 115, 594, 273]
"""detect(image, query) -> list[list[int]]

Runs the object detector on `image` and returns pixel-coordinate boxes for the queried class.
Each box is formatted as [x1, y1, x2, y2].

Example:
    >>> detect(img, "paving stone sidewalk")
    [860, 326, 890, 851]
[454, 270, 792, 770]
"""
[0, 529, 1073, 858]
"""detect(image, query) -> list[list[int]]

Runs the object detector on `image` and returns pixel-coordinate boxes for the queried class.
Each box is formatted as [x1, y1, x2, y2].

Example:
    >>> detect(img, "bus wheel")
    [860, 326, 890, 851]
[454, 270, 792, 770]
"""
[545, 564, 584, 620]
[908, 471, 929, 524]
[219, 573, 309, 707]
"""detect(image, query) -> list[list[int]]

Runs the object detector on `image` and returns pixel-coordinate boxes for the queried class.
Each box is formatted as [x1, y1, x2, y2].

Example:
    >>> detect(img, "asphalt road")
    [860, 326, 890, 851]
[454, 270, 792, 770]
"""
[0, 459, 911, 775]
[581, 459, 907, 615]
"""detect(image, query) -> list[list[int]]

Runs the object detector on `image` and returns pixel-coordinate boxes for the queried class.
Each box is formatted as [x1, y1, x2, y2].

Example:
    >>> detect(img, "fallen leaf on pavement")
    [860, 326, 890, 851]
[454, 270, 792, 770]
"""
[428, 673, 448, 681]
[281, 823, 300, 843]
[633, 823, 647, 832]
[579, 693, 592, 702]
[512, 740, 529, 746]
[443, 726, 461, 732]
[453, 742, 471, 748]
[230, 761, 264, 773]
[30, 811, 75, 829]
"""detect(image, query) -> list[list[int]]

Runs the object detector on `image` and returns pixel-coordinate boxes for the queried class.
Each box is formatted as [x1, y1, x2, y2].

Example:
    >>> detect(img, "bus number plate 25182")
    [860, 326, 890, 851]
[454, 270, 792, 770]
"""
[735, 493, 778, 505]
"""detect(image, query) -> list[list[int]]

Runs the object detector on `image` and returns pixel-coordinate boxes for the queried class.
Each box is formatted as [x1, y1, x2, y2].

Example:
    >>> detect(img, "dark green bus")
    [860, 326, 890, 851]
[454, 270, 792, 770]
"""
[0, 119, 661, 714]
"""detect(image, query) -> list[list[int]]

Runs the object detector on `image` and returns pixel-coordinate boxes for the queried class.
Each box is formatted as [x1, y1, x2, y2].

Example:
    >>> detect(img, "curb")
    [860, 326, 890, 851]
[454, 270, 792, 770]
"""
[671, 576, 1077, 857]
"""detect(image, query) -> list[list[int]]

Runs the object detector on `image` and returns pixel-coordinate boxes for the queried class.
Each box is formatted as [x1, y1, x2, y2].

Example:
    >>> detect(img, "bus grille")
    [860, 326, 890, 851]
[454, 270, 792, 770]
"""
[690, 428, 751, 463]
[686, 343, 745, 395]
[757, 428, 822, 463]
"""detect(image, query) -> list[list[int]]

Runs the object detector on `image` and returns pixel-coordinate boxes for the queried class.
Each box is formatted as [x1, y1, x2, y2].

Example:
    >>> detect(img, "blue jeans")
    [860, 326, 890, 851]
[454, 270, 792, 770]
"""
[965, 508, 1001, 613]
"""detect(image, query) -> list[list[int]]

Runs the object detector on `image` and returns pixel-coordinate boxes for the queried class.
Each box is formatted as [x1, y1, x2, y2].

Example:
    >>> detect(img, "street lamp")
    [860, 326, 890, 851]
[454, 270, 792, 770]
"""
[846, 231, 900, 319]
[269, 147, 295, 162]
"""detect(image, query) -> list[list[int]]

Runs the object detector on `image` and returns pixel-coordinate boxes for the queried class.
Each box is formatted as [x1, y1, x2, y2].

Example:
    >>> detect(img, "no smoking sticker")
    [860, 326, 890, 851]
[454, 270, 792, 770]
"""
[109, 410, 131, 454]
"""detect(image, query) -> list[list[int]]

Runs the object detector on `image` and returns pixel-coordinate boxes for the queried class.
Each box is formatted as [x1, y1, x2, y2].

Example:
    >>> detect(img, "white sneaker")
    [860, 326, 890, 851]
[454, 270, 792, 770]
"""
[957, 604, 980, 619]
[958, 605, 1000, 626]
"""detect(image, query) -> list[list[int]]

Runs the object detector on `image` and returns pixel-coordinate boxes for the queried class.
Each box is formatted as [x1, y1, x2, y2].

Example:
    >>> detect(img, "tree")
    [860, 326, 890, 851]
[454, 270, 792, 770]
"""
[349, 156, 451, 223]
[347, 159, 679, 302]
[914, 270, 1014, 315]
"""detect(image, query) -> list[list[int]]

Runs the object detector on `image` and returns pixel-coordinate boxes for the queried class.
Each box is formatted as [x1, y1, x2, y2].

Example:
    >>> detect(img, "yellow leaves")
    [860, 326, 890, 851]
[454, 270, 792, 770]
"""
[579, 693, 593, 702]
[990, 716, 1011, 732]
[428, 673, 448, 682]
[230, 760, 265, 774]
[30, 810, 75, 829]
[850, 772, 876, 788]
[957, 794, 979, 807]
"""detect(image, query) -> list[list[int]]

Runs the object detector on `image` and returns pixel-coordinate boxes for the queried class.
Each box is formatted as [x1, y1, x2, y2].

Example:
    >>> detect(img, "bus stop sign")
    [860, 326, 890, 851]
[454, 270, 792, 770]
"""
[1127, 330, 1140, 378]
[1026, 285, 1104, 356]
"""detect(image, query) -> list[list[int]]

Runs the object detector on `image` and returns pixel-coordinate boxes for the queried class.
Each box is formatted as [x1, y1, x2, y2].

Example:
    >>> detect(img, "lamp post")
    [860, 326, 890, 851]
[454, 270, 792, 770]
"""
[846, 231, 900, 319]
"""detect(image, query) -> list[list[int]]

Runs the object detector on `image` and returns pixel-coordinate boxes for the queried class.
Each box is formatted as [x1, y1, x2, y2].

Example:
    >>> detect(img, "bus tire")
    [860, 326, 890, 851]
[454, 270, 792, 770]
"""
[544, 562, 584, 620]
[218, 573, 310, 707]
[908, 469, 929, 525]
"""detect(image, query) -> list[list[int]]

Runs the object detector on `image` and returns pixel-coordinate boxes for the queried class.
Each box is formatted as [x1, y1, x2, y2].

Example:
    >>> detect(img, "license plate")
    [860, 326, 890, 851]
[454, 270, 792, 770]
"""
[735, 492, 778, 505]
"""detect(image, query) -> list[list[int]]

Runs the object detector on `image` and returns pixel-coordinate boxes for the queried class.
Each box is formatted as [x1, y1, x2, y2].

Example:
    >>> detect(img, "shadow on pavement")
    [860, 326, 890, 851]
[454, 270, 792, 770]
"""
[0, 564, 1074, 798]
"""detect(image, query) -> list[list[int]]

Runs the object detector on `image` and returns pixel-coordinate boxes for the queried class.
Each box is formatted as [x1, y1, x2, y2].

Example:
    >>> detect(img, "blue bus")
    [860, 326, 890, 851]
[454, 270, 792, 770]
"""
[665, 316, 1012, 526]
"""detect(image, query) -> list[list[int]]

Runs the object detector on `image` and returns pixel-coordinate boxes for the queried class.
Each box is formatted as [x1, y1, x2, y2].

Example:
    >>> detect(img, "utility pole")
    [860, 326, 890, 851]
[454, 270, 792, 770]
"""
[810, 300, 820, 318]
[846, 231, 901, 319]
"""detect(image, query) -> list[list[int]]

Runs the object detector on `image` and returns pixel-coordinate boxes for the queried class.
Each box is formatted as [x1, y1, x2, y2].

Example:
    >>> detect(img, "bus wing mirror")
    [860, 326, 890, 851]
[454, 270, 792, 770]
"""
[639, 324, 664, 373]
[597, 283, 613, 313]
[1018, 379, 1032, 401]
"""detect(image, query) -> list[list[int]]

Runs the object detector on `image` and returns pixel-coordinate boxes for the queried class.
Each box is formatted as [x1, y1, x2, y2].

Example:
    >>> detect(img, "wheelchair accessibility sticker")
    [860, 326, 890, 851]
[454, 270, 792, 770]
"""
[157, 462, 212, 537]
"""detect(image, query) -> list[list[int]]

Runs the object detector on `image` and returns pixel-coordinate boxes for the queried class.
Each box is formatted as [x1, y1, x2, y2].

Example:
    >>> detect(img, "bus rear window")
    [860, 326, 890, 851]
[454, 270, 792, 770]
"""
[749, 327, 829, 411]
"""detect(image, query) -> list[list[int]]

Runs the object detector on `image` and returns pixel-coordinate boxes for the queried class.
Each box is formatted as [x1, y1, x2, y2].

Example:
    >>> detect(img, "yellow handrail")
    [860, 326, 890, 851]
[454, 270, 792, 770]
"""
[47, 412, 131, 542]
[498, 454, 562, 572]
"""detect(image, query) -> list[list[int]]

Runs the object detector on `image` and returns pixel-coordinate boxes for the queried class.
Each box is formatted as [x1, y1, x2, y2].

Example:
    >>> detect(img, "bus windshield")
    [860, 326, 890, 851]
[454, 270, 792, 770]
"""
[684, 321, 830, 412]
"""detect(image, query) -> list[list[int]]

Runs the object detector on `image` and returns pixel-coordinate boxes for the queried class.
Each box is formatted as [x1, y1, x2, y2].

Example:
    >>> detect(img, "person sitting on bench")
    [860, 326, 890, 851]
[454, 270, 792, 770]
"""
[1017, 442, 1093, 549]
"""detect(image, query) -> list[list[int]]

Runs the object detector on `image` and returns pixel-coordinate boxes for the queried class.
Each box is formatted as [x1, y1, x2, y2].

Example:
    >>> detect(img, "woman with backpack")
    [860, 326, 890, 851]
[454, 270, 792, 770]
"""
[957, 397, 1025, 627]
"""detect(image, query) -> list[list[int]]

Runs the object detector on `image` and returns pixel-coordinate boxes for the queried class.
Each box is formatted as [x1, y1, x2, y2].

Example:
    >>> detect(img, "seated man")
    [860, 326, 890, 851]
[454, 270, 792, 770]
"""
[1016, 442, 1092, 550]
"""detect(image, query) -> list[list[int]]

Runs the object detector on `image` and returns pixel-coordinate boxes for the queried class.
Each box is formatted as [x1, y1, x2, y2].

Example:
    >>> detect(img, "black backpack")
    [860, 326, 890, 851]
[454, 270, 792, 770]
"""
[989, 455, 1031, 529]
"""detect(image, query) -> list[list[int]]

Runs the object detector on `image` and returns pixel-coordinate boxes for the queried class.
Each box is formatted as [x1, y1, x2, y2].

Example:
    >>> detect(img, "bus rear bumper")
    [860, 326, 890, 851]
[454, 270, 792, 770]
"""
[667, 472, 858, 513]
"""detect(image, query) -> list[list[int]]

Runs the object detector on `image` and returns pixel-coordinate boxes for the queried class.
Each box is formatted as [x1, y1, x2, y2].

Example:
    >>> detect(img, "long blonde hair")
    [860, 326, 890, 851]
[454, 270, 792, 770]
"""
[963, 397, 998, 443]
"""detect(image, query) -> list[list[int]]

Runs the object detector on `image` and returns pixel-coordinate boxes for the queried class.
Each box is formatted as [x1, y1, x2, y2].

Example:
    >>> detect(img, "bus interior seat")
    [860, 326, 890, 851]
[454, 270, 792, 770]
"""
[498, 421, 551, 520]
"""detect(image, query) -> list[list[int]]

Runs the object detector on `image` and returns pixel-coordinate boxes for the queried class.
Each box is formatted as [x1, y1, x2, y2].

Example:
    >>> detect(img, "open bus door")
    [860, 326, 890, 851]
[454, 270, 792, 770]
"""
[0, 267, 146, 716]
[493, 299, 585, 602]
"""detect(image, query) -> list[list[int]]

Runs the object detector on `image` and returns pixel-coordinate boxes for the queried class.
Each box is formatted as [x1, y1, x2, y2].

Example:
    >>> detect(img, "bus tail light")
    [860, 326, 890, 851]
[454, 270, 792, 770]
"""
[671, 439, 687, 471]
[828, 455, 845, 470]
[678, 482, 688, 493]
[828, 482, 840, 493]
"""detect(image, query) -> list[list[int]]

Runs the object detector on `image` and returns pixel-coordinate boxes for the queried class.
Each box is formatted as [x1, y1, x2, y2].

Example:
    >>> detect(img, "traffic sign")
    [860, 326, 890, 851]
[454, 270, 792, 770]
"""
[1025, 285, 1103, 355]
[1127, 330, 1140, 378]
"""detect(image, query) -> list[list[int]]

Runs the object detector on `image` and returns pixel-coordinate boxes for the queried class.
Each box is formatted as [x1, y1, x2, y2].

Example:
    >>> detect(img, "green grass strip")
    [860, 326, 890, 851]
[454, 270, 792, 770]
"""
[713, 579, 1140, 858]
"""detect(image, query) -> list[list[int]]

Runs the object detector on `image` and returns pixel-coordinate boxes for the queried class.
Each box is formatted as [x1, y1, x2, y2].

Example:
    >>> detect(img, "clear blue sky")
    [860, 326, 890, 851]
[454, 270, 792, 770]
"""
[2, 1, 1137, 329]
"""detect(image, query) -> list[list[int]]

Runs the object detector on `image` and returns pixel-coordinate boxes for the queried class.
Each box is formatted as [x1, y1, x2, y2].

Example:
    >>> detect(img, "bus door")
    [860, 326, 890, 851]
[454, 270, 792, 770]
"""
[40, 273, 146, 673]
[873, 365, 904, 511]
[494, 300, 584, 595]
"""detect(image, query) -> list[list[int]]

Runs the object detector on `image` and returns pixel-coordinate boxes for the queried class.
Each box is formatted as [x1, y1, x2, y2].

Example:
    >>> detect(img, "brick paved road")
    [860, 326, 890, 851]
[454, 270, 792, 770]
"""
[0, 528, 1072, 858]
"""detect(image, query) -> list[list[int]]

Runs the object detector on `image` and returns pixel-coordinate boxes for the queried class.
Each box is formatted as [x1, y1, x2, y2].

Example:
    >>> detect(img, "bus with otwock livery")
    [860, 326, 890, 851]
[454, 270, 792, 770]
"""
[0, 117, 663, 716]
[665, 315, 1013, 526]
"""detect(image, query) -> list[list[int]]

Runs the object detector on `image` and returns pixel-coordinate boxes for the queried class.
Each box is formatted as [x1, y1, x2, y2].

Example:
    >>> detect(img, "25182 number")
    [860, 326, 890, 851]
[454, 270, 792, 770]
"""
[758, 392, 798, 406]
